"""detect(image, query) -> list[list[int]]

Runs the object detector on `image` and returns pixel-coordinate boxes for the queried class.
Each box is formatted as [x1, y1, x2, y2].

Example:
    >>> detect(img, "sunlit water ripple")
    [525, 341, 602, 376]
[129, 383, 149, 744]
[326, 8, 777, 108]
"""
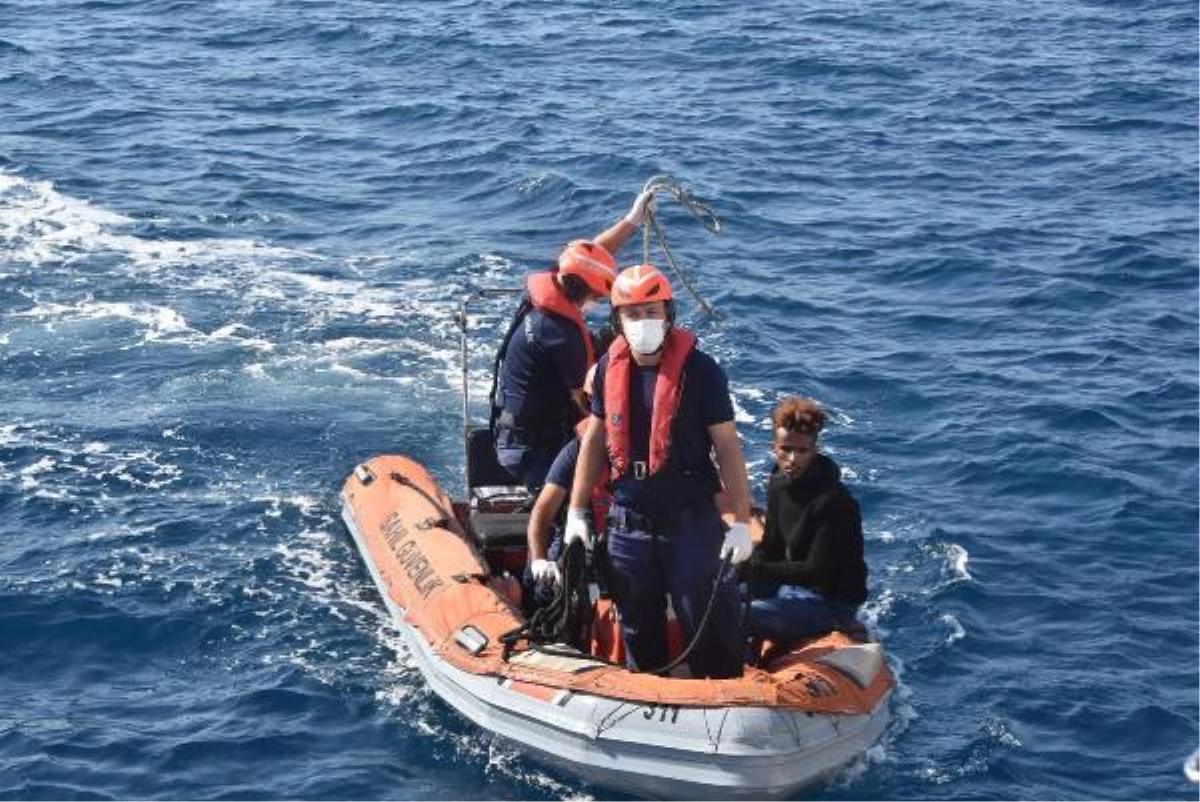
[0, 1, 1196, 799]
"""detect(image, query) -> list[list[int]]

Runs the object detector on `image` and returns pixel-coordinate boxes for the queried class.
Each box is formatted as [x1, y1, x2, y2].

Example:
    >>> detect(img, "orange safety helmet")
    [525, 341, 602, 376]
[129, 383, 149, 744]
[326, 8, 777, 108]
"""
[610, 263, 673, 308]
[558, 240, 617, 297]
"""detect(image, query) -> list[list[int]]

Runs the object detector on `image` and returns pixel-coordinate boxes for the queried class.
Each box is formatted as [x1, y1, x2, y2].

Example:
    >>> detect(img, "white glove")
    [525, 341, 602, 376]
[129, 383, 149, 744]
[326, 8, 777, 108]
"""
[564, 507, 594, 550]
[530, 558, 561, 588]
[623, 188, 657, 228]
[720, 521, 753, 564]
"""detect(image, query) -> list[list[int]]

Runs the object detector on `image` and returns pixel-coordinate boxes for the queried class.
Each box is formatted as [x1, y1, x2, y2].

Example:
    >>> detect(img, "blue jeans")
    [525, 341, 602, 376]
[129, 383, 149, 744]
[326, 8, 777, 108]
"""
[743, 582, 860, 643]
[605, 504, 744, 679]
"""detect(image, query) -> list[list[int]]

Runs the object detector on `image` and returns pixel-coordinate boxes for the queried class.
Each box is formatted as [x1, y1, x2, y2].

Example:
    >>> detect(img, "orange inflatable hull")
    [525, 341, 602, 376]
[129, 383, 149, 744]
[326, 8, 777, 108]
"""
[340, 453, 894, 799]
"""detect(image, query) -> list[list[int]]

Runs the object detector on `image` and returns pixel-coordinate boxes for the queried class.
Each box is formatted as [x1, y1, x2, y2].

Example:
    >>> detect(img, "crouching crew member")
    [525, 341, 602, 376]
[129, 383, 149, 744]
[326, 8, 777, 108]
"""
[525, 365, 611, 599]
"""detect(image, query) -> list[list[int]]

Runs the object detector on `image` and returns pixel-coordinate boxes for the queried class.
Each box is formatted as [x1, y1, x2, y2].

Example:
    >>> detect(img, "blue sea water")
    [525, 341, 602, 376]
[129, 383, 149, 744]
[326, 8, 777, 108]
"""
[1, 1, 1197, 799]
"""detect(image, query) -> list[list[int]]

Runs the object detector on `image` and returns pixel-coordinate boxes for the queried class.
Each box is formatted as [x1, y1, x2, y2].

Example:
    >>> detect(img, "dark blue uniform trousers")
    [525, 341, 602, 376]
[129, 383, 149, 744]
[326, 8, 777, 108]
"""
[605, 503, 744, 679]
[494, 426, 557, 493]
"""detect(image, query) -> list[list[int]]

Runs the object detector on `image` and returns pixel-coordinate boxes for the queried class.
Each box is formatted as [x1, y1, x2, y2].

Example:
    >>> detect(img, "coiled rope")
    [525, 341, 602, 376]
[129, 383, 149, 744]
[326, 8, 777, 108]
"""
[639, 174, 722, 320]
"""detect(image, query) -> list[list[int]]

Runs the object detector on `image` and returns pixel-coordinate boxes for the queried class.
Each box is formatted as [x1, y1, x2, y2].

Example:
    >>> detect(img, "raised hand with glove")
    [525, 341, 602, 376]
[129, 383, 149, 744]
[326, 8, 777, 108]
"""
[623, 187, 657, 228]
[719, 520, 754, 564]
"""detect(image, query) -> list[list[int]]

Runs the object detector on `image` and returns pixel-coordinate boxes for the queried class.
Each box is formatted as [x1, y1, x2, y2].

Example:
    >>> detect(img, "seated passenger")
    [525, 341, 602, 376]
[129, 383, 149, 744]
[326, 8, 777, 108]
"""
[741, 397, 868, 649]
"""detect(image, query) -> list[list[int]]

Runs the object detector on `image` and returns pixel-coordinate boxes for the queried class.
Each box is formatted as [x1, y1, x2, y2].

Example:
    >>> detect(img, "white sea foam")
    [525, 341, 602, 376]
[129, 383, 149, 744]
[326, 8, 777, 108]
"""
[0, 423, 187, 514]
[744, 455, 772, 482]
[13, 298, 191, 338]
[860, 587, 895, 634]
[831, 741, 888, 790]
[97, 448, 183, 490]
[0, 171, 310, 270]
[272, 269, 362, 298]
[940, 612, 966, 644]
[256, 493, 321, 519]
[983, 717, 1022, 748]
[729, 391, 756, 425]
[320, 336, 399, 356]
[873, 512, 916, 545]
[824, 652, 915, 788]
[946, 542, 972, 582]
[483, 739, 590, 800]
[11, 299, 285, 356]
[18, 456, 57, 490]
[373, 635, 426, 713]
[243, 334, 457, 390]
[0, 172, 132, 264]
[475, 251, 523, 284]
[84, 522, 155, 543]
[273, 534, 339, 594]
[206, 323, 276, 352]
[737, 384, 768, 402]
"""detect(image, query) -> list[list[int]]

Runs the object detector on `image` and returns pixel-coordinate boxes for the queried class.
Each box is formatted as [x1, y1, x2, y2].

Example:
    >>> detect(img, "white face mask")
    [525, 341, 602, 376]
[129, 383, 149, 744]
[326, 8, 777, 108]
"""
[623, 318, 667, 354]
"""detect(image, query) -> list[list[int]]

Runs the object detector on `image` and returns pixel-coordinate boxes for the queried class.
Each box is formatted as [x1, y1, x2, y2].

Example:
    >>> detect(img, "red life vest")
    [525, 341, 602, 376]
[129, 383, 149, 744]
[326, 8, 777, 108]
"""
[526, 271, 594, 368]
[604, 327, 697, 480]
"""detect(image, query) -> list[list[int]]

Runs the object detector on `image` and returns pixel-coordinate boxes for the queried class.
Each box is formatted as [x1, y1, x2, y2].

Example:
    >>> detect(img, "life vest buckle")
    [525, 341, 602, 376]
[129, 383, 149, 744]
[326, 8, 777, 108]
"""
[633, 461, 648, 480]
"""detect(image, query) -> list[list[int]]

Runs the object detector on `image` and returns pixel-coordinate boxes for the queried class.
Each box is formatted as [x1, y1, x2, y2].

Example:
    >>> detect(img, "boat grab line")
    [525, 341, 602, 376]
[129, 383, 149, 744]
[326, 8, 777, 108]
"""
[594, 702, 639, 738]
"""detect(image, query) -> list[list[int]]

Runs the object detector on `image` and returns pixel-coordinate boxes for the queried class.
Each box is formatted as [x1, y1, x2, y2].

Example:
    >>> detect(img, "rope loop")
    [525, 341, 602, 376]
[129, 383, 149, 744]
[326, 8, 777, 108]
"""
[638, 174, 722, 320]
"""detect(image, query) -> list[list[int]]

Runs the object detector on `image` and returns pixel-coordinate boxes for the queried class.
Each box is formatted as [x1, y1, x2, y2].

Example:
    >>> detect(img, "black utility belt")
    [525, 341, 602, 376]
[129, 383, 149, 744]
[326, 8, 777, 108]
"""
[609, 505, 697, 535]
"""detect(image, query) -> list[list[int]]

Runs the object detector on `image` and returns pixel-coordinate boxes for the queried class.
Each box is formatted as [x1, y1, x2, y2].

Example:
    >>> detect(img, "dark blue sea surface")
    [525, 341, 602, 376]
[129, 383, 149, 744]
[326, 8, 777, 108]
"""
[1, 1, 1197, 799]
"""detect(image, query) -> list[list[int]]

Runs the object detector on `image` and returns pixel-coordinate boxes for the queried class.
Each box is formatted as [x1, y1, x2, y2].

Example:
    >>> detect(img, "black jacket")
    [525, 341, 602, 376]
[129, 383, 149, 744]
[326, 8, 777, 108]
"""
[743, 454, 868, 606]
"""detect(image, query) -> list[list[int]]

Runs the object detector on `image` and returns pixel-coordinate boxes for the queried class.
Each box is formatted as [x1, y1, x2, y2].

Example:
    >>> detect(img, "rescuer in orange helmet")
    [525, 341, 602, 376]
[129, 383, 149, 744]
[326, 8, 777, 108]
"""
[564, 263, 754, 679]
[490, 187, 656, 494]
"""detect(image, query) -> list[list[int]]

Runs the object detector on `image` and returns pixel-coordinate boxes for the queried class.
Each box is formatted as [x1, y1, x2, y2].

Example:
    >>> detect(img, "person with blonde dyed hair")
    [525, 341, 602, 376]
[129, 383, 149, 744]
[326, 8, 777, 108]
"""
[741, 396, 868, 650]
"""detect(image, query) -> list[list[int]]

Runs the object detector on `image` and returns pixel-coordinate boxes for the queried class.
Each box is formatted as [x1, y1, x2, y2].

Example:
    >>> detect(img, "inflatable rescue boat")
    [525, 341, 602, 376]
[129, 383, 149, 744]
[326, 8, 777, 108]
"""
[339, 450, 893, 799]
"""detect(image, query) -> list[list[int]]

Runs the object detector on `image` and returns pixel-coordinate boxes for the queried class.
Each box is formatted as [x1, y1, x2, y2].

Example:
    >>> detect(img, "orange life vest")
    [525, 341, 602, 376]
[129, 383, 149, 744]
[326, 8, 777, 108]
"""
[604, 327, 697, 480]
[526, 271, 594, 368]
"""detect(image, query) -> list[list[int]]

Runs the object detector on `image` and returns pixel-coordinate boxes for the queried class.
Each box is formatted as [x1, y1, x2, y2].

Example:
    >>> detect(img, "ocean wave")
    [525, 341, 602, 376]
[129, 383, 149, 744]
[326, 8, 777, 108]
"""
[0, 172, 311, 271]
